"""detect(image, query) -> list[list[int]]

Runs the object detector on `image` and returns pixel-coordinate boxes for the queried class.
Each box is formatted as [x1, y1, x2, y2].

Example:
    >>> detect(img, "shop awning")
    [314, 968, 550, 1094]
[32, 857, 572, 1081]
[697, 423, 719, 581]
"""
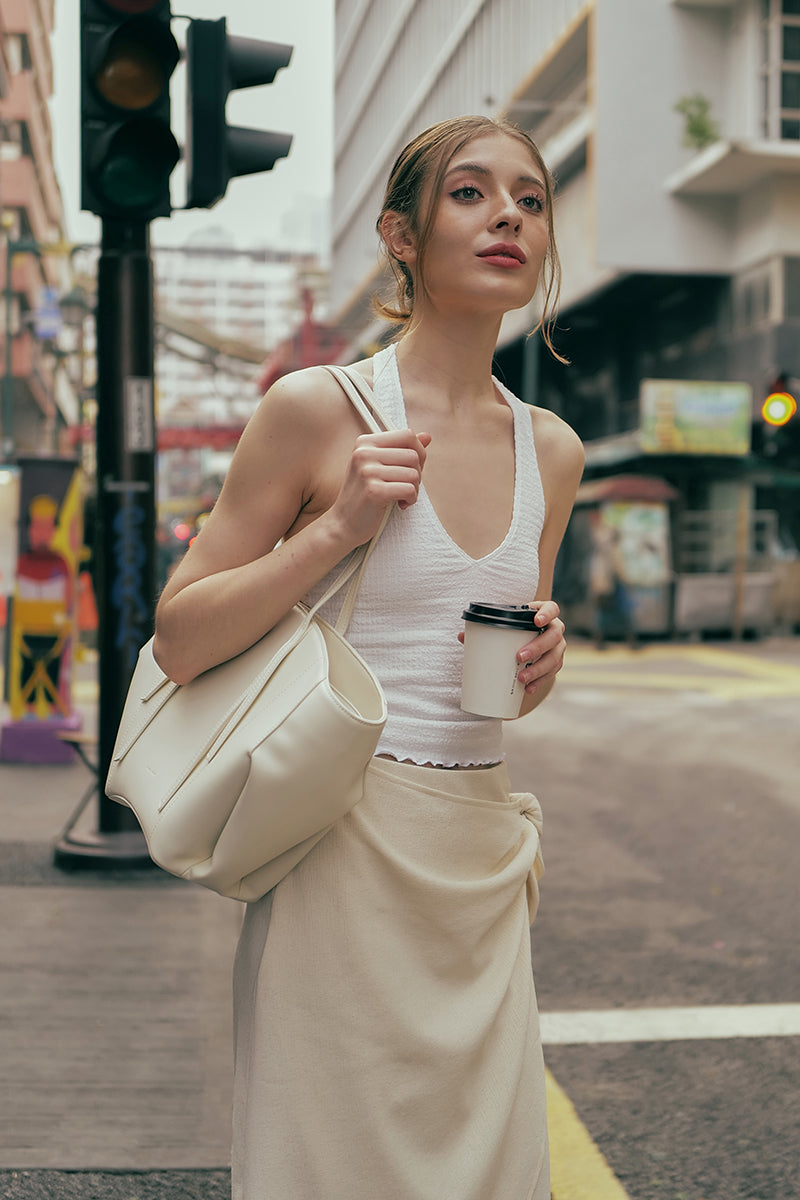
[575, 474, 681, 505]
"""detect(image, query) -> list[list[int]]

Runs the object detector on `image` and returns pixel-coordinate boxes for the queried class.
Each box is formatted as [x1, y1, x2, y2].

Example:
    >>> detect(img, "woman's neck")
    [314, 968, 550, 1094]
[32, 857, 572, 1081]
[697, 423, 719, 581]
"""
[395, 314, 503, 415]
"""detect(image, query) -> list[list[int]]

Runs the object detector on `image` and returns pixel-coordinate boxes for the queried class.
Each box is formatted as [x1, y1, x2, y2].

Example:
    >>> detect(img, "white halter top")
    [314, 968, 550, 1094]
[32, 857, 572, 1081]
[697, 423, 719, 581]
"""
[305, 343, 546, 766]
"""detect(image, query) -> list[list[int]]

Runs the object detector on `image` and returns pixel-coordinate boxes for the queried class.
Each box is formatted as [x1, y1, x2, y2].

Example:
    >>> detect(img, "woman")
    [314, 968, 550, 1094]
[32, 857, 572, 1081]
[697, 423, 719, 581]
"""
[154, 115, 584, 1200]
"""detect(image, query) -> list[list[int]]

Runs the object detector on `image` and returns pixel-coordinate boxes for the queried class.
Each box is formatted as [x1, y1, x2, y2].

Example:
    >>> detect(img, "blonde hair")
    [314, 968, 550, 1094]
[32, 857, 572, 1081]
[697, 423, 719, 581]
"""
[374, 115, 563, 360]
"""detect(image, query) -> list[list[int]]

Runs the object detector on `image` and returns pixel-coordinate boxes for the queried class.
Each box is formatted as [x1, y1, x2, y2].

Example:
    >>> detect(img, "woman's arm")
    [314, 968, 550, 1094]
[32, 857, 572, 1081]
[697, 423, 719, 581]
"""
[515, 408, 585, 715]
[154, 367, 430, 684]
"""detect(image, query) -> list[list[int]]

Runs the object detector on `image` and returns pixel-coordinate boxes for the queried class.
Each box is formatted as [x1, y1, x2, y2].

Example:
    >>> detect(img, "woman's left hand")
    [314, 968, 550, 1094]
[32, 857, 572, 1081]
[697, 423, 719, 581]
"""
[515, 600, 566, 695]
[457, 599, 567, 697]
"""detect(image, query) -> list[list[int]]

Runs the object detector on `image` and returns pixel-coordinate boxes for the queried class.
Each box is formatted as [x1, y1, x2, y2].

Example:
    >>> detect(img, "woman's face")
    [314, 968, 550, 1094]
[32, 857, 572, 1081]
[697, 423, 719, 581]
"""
[411, 132, 551, 319]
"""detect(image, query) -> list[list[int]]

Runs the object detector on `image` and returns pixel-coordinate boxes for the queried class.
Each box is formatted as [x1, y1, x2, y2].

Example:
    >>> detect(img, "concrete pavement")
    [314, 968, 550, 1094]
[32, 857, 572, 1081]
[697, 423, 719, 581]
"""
[0, 652, 242, 1197]
[1, 635, 799, 1197]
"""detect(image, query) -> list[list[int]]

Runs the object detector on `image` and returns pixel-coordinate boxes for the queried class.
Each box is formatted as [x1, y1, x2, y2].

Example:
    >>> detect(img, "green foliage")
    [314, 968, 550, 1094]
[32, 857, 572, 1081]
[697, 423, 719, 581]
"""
[674, 93, 721, 150]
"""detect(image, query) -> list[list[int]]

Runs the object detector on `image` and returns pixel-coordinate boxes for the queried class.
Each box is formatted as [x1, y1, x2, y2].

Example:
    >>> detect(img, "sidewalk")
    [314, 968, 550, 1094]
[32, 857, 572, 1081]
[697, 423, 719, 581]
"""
[0, 652, 242, 1197]
[1, 635, 798, 1197]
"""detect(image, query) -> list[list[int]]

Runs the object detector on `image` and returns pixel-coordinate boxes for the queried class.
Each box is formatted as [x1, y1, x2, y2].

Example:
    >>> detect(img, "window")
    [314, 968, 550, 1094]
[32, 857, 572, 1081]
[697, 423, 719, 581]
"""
[761, 0, 800, 139]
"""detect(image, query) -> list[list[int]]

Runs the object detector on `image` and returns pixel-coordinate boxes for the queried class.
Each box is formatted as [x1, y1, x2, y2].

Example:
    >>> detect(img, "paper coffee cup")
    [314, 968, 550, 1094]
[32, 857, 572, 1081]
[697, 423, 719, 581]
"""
[460, 602, 540, 719]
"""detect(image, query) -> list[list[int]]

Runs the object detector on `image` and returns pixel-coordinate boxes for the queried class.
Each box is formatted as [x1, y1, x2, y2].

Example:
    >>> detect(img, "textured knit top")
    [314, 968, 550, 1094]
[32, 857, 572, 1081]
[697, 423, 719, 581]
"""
[303, 343, 546, 767]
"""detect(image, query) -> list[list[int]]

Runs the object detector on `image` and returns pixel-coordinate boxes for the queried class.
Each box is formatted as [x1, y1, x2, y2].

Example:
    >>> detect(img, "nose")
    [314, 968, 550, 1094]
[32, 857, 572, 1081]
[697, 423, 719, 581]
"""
[492, 191, 521, 233]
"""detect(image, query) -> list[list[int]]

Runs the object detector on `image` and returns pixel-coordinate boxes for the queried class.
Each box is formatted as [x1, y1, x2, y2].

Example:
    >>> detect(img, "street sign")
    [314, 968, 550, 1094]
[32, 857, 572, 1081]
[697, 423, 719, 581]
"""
[34, 287, 62, 340]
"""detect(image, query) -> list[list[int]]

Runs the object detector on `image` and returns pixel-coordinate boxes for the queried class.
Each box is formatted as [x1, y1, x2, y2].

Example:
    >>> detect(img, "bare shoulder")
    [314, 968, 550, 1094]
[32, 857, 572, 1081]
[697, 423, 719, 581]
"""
[528, 404, 585, 498]
[248, 364, 362, 436]
[529, 405, 584, 467]
[244, 360, 379, 444]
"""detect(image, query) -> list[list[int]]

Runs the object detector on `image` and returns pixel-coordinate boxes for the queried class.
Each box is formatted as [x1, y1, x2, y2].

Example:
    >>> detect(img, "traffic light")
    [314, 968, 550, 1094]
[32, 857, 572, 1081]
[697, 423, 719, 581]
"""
[80, 0, 180, 221]
[761, 390, 797, 427]
[185, 18, 293, 210]
[755, 375, 799, 466]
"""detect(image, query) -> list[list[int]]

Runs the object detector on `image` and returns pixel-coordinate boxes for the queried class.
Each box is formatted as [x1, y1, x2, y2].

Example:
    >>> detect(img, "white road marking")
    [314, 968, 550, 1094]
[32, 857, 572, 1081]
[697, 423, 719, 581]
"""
[541, 1004, 800, 1044]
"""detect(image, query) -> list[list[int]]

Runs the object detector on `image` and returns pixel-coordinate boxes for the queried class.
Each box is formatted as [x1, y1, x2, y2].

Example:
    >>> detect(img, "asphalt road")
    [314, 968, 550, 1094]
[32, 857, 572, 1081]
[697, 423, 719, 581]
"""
[1, 637, 798, 1199]
[503, 638, 800, 1200]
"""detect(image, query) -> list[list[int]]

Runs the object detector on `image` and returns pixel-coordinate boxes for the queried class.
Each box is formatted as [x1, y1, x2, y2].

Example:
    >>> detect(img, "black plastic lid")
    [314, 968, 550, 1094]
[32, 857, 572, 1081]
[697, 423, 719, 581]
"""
[462, 602, 540, 630]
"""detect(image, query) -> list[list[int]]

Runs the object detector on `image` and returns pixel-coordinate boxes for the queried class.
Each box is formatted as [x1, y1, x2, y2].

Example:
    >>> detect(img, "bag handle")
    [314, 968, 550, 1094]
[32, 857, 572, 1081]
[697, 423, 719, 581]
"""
[323, 364, 394, 437]
[314, 364, 398, 634]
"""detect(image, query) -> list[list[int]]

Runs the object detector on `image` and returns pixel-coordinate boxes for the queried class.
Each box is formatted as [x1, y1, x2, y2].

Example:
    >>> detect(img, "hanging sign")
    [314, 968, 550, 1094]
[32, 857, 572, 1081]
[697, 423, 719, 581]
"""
[640, 379, 751, 456]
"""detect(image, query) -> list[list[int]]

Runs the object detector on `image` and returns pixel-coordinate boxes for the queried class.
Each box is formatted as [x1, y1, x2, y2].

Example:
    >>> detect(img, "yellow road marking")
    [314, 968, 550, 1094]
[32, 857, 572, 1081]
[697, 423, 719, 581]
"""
[561, 644, 800, 700]
[564, 669, 726, 690]
[546, 1068, 630, 1199]
[677, 644, 800, 682]
[562, 671, 800, 700]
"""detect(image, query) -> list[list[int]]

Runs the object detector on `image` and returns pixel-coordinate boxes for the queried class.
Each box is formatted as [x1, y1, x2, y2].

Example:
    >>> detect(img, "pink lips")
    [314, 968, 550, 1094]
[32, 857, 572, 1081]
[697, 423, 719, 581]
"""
[478, 243, 527, 265]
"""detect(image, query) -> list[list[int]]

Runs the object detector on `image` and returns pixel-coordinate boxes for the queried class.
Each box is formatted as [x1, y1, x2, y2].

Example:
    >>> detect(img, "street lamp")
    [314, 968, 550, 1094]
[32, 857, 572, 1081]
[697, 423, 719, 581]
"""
[59, 284, 91, 329]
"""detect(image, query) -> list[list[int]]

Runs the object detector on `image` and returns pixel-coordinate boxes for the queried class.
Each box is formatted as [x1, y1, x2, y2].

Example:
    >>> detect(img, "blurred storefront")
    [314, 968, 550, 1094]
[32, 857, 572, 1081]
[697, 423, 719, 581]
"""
[557, 474, 679, 638]
[545, 367, 799, 638]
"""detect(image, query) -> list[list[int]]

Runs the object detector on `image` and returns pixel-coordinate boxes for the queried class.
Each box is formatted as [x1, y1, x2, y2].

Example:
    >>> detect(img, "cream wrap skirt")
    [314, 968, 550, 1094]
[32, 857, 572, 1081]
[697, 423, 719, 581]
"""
[231, 757, 548, 1200]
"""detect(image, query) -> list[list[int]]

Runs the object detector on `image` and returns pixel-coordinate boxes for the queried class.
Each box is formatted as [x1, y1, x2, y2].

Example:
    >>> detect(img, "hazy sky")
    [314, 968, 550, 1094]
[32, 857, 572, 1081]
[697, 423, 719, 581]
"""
[49, 0, 334, 250]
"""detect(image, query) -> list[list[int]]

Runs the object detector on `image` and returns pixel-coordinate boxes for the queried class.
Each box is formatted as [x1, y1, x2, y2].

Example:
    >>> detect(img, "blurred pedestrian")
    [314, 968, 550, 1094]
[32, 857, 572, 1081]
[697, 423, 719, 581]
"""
[154, 115, 584, 1200]
[589, 512, 636, 648]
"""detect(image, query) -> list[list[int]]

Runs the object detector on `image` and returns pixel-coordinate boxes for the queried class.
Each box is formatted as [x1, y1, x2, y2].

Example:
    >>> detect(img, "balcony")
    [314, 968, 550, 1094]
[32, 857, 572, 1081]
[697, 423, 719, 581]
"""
[4, 73, 61, 222]
[0, 156, 53, 244]
[0, 249, 45, 310]
[665, 137, 800, 195]
[3, 0, 54, 95]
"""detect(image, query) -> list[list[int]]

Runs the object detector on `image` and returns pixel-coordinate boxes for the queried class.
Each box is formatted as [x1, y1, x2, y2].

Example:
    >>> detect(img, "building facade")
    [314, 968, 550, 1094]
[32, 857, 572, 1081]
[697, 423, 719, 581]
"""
[0, 0, 75, 457]
[332, 0, 800, 634]
[151, 234, 328, 527]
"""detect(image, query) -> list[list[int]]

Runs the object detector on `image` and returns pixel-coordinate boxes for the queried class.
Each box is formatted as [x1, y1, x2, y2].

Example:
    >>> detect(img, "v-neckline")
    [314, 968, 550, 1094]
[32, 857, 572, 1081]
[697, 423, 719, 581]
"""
[387, 345, 520, 565]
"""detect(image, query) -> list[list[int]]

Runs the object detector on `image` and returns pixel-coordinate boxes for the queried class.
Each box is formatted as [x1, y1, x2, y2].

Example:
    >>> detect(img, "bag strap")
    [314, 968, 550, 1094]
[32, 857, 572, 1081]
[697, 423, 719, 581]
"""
[323, 364, 395, 437]
[311, 364, 398, 635]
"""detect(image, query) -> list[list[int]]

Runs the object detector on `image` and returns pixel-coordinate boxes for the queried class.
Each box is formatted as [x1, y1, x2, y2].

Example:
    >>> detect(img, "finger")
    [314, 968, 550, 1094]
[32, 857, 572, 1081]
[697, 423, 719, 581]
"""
[517, 640, 542, 666]
[352, 447, 428, 483]
[519, 646, 565, 691]
[368, 478, 423, 508]
[516, 619, 562, 665]
[357, 429, 430, 455]
[530, 600, 560, 628]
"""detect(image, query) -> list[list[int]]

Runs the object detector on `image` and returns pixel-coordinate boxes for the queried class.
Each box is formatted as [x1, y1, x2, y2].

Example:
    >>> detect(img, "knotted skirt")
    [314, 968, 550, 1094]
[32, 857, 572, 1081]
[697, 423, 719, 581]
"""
[231, 757, 548, 1200]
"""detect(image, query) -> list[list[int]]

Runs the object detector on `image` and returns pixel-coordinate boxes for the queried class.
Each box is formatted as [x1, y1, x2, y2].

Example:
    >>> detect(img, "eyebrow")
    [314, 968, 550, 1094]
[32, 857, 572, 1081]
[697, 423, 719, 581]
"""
[445, 161, 546, 190]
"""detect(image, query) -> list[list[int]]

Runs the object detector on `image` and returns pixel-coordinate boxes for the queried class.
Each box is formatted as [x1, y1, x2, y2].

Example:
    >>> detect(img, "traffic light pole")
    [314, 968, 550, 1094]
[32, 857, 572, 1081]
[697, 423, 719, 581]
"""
[54, 219, 157, 867]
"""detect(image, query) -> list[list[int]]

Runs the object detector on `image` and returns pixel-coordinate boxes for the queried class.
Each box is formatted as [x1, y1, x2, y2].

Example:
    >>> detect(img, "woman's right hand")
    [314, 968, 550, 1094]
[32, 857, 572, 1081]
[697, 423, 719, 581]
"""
[326, 428, 432, 548]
